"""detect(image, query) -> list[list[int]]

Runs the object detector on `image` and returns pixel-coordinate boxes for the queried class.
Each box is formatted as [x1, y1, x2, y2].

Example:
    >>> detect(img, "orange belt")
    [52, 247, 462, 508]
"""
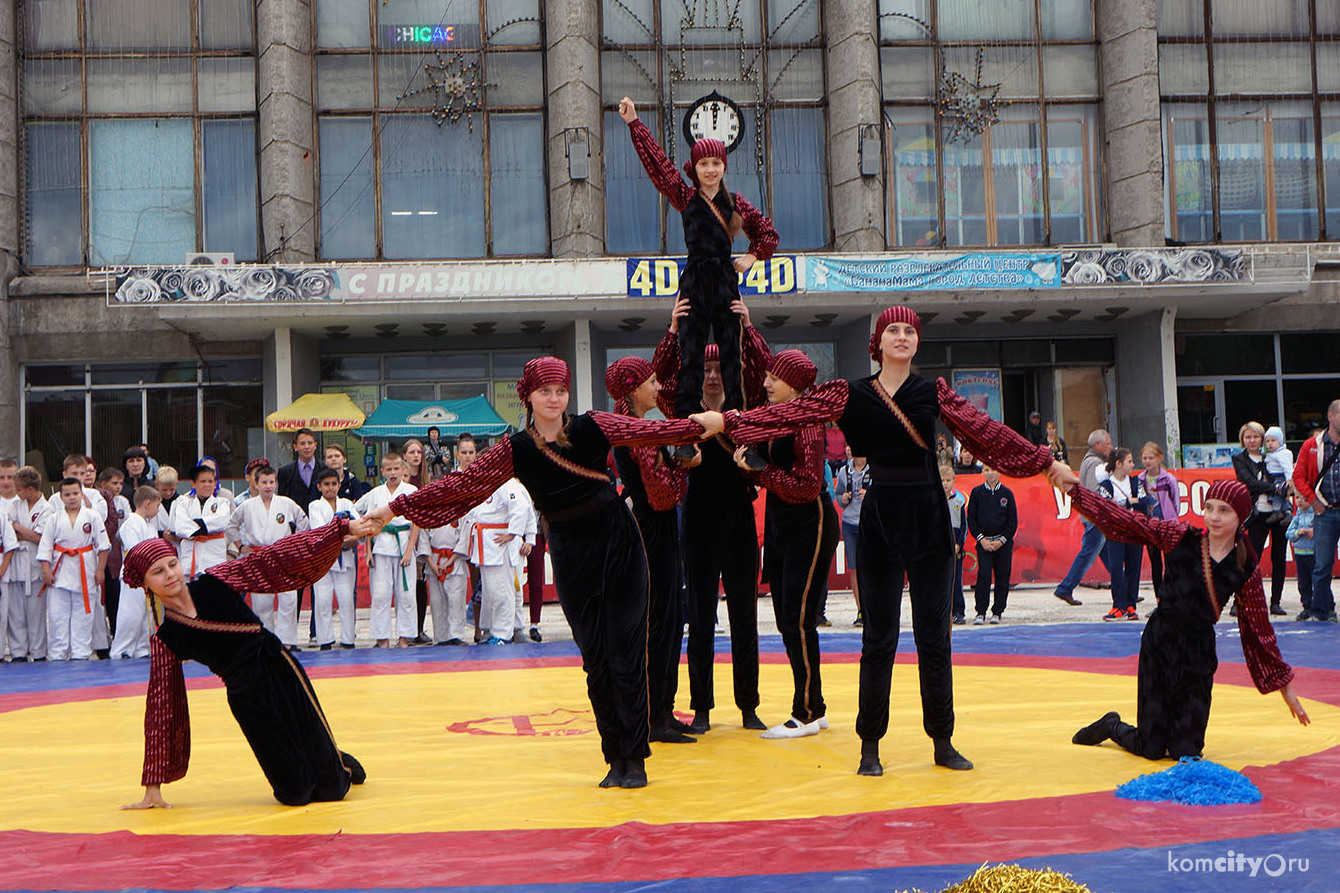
[469, 523, 510, 565]
[189, 531, 227, 578]
[431, 547, 457, 582]
[52, 544, 96, 613]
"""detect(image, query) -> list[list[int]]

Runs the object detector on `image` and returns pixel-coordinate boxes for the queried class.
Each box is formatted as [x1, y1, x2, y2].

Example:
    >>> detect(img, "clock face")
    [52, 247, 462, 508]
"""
[683, 91, 744, 152]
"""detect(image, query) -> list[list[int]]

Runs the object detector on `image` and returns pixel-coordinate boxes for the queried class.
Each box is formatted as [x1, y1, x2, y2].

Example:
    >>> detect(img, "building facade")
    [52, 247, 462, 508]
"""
[4, 0, 1340, 480]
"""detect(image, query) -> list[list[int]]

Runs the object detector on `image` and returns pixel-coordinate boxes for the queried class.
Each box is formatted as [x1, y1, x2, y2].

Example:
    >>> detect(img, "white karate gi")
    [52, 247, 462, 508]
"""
[110, 513, 158, 659]
[309, 496, 360, 647]
[36, 506, 110, 660]
[355, 482, 418, 641]
[229, 495, 309, 645]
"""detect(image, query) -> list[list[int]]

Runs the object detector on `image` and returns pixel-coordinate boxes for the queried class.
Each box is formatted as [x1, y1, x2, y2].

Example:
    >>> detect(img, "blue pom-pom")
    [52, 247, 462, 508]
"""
[1114, 757, 1262, 806]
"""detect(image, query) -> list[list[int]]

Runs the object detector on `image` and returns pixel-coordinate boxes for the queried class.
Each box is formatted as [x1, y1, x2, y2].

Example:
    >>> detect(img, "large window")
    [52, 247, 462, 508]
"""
[315, 0, 547, 259]
[601, 0, 829, 253]
[1159, 0, 1340, 242]
[23, 359, 263, 484]
[880, 0, 1101, 247]
[21, 0, 259, 266]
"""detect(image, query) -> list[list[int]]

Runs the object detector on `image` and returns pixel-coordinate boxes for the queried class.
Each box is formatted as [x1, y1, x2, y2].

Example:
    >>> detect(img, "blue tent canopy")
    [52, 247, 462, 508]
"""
[352, 396, 511, 438]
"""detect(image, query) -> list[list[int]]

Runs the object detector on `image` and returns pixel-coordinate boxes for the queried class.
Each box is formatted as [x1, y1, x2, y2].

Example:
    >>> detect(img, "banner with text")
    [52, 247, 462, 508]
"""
[806, 253, 1062, 292]
[626, 255, 799, 299]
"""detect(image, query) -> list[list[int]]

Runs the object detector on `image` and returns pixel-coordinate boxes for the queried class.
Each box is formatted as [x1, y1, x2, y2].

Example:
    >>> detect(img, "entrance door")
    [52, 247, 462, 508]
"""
[1177, 380, 1222, 446]
[1056, 367, 1108, 468]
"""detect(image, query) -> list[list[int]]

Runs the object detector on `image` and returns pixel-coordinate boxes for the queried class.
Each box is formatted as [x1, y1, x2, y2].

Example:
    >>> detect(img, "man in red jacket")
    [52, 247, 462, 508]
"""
[1293, 399, 1340, 622]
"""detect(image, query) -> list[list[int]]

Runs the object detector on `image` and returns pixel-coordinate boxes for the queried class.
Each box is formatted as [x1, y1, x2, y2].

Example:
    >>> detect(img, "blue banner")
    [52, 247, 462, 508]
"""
[806, 253, 1061, 292]
[626, 255, 799, 298]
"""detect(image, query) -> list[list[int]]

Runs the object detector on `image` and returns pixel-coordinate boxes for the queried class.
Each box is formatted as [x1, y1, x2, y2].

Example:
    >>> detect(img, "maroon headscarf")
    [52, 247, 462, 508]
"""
[768, 349, 816, 393]
[869, 306, 924, 363]
[123, 538, 176, 590]
[605, 357, 654, 416]
[516, 357, 571, 404]
[1206, 480, 1252, 529]
[683, 138, 727, 185]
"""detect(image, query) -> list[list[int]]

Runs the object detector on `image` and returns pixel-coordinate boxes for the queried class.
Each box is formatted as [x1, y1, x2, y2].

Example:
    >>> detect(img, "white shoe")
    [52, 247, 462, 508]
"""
[761, 717, 821, 739]
[817, 716, 829, 730]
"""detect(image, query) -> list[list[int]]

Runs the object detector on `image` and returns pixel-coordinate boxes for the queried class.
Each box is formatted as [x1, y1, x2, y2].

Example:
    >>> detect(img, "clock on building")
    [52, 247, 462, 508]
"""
[682, 90, 744, 153]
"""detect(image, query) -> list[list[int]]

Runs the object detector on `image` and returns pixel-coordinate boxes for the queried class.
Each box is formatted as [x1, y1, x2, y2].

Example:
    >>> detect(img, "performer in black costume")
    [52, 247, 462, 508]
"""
[122, 515, 378, 809]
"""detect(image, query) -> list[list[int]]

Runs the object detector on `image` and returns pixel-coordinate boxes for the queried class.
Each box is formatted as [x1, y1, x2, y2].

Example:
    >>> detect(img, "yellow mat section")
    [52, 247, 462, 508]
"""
[2, 663, 1334, 836]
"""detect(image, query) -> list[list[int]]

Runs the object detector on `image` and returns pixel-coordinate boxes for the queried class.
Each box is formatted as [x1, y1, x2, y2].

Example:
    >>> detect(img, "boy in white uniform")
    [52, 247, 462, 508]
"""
[423, 514, 469, 645]
[0, 459, 15, 657]
[110, 486, 161, 659]
[458, 477, 529, 645]
[37, 478, 110, 660]
[309, 467, 360, 650]
[4, 467, 51, 661]
[512, 486, 539, 641]
[228, 464, 309, 646]
[354, 452, 419, 648]
[169, 464, 232, 581]
[47, 455, 108, 523]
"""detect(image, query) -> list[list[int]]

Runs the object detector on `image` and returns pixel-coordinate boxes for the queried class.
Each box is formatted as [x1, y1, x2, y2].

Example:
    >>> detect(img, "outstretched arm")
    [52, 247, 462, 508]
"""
[207, 516, 355, 595]
[589, 411, 707, 448]
[1233, 565, 1297, 695]
[1070, 485, 1188, 552]
[733, 193, 779, 261]
[935, 378, 1054, 479]
[623, 100, 695, 212]
[722, 379, 849, 445]
[386, 439, 517, 531]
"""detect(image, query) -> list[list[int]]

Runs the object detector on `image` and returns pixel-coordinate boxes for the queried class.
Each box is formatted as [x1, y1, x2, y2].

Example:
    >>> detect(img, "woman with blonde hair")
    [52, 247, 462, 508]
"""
[1233, 421, 1289, 615]
[1139, 442, 1178, 599]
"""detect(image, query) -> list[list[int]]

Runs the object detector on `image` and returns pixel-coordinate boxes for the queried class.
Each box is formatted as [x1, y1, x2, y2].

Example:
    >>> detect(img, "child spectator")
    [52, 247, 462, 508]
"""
[95, 466, 131, 655]
[967, 465, 1017, 624]
[836, 451, 871, 626]
[48, 454, 108, 523]
[37, 477, 110, 660]
[422, 512, 470, 646]
[3, 467, 51, 661]
[155, 466, 180, 531]
[228, 463, 309, 648]
[1264, 426, 1295, 522]
[325, 443, 371, 501]
[940, 464, 968, 625]
[1287, 486, 1317, 621]
[354, 452, 419, 648]
[110, 486, 161, 659]
[234, 458, 268, 507]
[1139, 442, 1179, 599]
[169, 464, 231, 581]
[1098, 448, 1149, 621]
[309, 467, 360, 650]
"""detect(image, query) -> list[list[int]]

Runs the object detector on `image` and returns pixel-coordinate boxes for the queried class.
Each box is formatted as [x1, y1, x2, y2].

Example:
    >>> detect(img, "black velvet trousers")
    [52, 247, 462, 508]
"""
[635, 505, 685, 724]
[676, 257, 745, 417]
[1110, 606, 1217, 760]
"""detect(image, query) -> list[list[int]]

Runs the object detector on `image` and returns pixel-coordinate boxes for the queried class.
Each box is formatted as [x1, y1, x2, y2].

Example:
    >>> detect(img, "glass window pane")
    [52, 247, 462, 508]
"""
[605, 109, 664, 253]
[92, 390, 142, 473]
[198, 58, 257, 113]
[318, 54, 375, 109]
[199, 0, 255, 50]
[381, 115, 486, 258]
[25, 123, 82, 266]
[878, 0, 931, 40]
[27, 364, 85, 387]
[380, 0, 480, 39]
[89, 119, 196, 265]
[1175, 334, 1276, 376]
[1046, 105, 1098, 244]
[887, 109, 939, 247]
[1211, 0, 1310, 36]
[23, 58, 82, 115]
[1280, 334, 1340, 374]
[1164, 104, 1212, 242]
[769, 107, 828, 249]
[205, 358, 261, 382]
[662, 1, 759, 45]
[942, 46, 1037, 99]
[319, 116, 376, 259]
[942, 130, 987, 246]
[601, 49, 659, 105]
[1325, 106, 1340, 239]
[602, 0, 655, 43]
[25, 391, 84, 482]
[768, 0, 819, 43]
[147, 387, 200, 476]
[881, 47, 935, 99]
[489, 114, 547, 255]
[486, 51, 544, 105]
[317, 0, 371, 47]
[1157, 0, 1204, 36]
[488, 0, 542, 45]
[1216, 104, 1267, 241]
[1040, 0, 1091, 39]
[1042, 46, 1097, 98]
[1224, 379, 1280, 442]
[1319, 45, 1340, 94]
[203, 384, 262, 478]
[1284, 377, 1340, 443]
[378, 52, 445, 108]
[1271, 106, 1318, 241]
[1214, 43, 1312, 94]
[203, 120, 259, 260]
[386, 354, 447, 379]
[321, 355, 381, 381]
[92, 361, 196, 384]
[767, 49, 823, 101]
[1158, 44, 1208, 95]
[87, 0, 191, 50]
[24, 0, 80, 50]
[1321, 3, 1340, 35]
[939, 0, 1032, 40]
[991, 108, 1044, 245]
[87, 58, 193, 114]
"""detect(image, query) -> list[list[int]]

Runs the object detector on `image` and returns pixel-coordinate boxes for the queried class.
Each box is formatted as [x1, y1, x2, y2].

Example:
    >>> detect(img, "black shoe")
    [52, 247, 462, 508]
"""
[341, 751, 367, 785]
[1229, 603, 1238, 617]
[933, 738, 973, 770]
[319, 643, 333, 651]
[529, 626, 543, 643]
[857, 753, 883, 777]
[621, 758, 648, 788]
[1053, 591, 1083, 606]
[650, 724, 697, 744]
[442, 638, 468, 646]
[415, 633, 433, 645]
[741, 709, 766, 731]
[741, 447, 767, 472]
[952, 614, 966, 625]
[815, 615, 831, 628]
[666, 716, 694, 735]
[689, 710, 711, 734]
[853, 614, 863, 627]
[340, 642, 356, 649]
[94, 649, 110, 660]
[1094, 581, 1111, 590]
[1270, 602, 1288, 616]
[1297, 609, 1315, 622]
[599, 759, 626, 788]
[1072, 711, 1120, 746]
[287, 645, 303, 653]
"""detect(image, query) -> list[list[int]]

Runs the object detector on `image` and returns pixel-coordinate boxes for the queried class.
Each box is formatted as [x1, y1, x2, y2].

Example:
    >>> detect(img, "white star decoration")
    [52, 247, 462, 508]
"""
[938, 48, 1003, 143]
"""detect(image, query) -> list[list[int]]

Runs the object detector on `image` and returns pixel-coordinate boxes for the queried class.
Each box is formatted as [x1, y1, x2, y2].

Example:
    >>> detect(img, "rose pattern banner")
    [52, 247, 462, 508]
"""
[114, 266, 339, 304]
[1060, 248, 1248, 285]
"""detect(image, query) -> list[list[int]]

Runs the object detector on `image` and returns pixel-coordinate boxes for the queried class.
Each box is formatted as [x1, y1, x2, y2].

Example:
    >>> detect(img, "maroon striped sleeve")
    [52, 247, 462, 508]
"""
[632, 445, 688, 512]
[741, 325, 772, 410]
[723, 379, 849, 445]
[759, 424, 825, 504]
[628, 118, 695, 212]
[1234, 566, 1295, 693]
[590, 411, 705, 447]
[391, 438, 516, 530]
[652, 331, 681, 418]
[207, 516, 350, 595]
[1070, 485, 1189, 552]
[936, 377, 1054, 479]
[735, 193, 778, 261]
[141, 635, 190, 786]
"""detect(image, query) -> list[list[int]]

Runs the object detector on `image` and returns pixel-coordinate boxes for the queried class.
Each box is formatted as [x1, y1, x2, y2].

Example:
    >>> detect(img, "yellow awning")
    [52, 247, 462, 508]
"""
[265, 392, 366, 433]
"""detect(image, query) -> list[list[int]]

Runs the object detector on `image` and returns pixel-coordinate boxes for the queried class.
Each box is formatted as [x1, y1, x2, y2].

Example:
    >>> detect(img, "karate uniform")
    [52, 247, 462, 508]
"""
[355, 482, 418, 641]
[37, 506, 110, 660]
[170, 492, 232, 580]
[49, 487, 112, 651]
[3, 497, 51, 660]
[423, 521, 468, 643]
[459, 479, 528, 642]
[512, 486, 538, 633]
[308, 497, 359, 647]
[228, 495, 309, 645]
[110, 513, 159, 659]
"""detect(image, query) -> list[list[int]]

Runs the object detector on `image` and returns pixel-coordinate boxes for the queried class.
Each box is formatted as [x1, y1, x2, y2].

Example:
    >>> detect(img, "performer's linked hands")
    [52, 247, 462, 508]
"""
[362, 506, 394, 530]
[618, 97, 637, 123]
[691, 411, 725, 438]
[668, 296, 690, 335]
[732, 255, 758, 275]
[1046, 461, 1080, 490]
[122, 784, 171, 810]
[347, 516, 383, 538]
[1281, 682, 1310, 726]
[732, 445, 751, 471]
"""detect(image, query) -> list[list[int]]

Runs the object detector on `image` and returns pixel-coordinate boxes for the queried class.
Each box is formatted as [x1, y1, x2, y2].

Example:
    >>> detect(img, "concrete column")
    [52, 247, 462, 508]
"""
[0, 0, 20, 457]
[257, 0, 316, 263]
[1097, 0, 1165, 248]
[1114, 307, 1180, 460]
[824, 0, 885, 251]
[545, 0, 604, 257]
[572, 318, 595, 412]
[262, 327, 319, 462]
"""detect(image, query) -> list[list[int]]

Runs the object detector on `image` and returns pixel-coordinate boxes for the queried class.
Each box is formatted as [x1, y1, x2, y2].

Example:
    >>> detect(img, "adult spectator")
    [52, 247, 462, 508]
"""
[1292, 400, 1340, 623]
[121, 447, 151, 501]
[424, 427, 450, 481]
[1024, 411, 1044, 445]
[1046, 420, 1068, 464]
[1052, 428, 1113, 605]
[140, 443, 160, 481]
[1233, 422, 1289, 616]
[277, 429, 324, 508]
[1138, 442, 1178, 600]
[401, 438, 428, 488]
[324, 443, 371, 501]
[835, 450, 871, 626]
[953, 445, 982, 475]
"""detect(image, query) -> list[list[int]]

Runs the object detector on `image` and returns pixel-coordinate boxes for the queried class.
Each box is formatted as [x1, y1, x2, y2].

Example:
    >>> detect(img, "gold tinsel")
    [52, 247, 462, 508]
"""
[896, 863, 1096, 893]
